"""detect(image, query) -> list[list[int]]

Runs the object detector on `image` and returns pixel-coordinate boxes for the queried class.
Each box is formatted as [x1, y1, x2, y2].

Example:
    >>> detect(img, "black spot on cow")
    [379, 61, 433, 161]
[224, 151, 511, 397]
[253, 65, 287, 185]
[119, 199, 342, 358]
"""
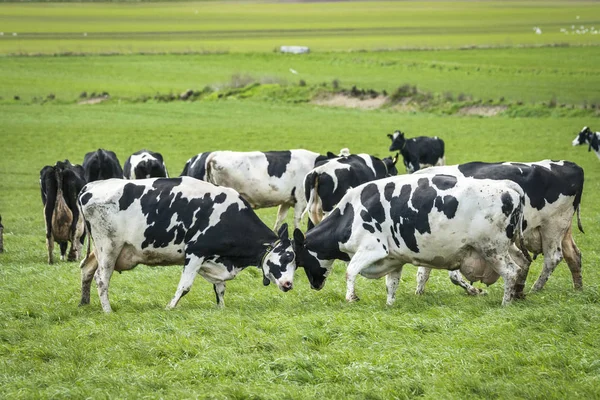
[363, 223, 375, 234]
[434, 195, 459, 219]
[119, 183, 146, 211]
[360, 183, 385, 225]
[501, 192, 514, 216]
[265, 151, 292, 178]
[431, 174, 457, 190]
[522, 219, 528, 231]
[384, 182, 395, 202]
[80, 192, 93, 206]
[303, 202, 354, 262]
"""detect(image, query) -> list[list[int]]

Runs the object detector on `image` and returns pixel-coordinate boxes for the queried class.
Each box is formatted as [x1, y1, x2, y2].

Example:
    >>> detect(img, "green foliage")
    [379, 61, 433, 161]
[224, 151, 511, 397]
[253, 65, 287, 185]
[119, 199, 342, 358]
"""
[1, 100, 600, 399]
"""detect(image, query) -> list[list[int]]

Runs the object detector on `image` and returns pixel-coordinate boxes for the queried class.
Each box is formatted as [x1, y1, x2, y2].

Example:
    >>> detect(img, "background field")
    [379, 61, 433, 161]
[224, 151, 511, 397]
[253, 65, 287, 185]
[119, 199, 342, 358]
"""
[1, 1, 600, 399]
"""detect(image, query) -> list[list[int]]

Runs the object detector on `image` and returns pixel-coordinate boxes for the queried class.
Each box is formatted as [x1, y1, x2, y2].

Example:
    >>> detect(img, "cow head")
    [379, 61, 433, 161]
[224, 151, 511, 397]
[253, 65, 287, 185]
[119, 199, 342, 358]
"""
[387, 130, 406, 152]
[573, 126, 593, 146]
[261, 223, 297, 292]
[293, 228, 334, 290]
[382, 153, 400, 176]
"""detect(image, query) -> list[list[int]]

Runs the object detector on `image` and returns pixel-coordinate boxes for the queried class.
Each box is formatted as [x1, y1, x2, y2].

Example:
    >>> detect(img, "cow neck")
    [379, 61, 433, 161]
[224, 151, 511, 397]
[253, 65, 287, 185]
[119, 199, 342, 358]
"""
[259, 239, 281, 268]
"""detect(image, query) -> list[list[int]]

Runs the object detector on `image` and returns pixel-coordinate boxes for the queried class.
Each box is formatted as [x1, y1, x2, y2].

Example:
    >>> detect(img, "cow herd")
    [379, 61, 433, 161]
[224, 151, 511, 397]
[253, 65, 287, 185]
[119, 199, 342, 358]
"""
[31, 126, 594, 312]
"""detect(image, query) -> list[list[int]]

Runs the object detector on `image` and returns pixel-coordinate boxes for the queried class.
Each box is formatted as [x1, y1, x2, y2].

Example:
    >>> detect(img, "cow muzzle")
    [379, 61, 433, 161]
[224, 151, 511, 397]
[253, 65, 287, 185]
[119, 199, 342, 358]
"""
[279, 280, 293, 292]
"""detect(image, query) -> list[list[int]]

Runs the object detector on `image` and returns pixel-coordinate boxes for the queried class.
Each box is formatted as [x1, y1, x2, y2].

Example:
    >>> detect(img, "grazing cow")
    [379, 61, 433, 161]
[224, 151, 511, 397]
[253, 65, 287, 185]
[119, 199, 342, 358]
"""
[414, 160, 584, 294]
[124, 149, 169, 179]
[78, 177, 297, 312]
[572, 126, 595, 146]
[0, 214, 4, 253]
[182, 149, 325, 230]
[293, 174, 530, 306]
[40, 160, 87, 264]
[82, 149, 123, 182]
[387, 130, 445, 173]
[304, 153, 399, 226]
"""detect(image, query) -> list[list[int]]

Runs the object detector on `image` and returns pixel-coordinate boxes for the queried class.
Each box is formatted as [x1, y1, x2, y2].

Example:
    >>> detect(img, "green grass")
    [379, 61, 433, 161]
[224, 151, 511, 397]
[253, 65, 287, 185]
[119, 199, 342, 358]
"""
[1, 1, 599, 54]
[2, 46, 600, 106]
[1, 101, 600, 398]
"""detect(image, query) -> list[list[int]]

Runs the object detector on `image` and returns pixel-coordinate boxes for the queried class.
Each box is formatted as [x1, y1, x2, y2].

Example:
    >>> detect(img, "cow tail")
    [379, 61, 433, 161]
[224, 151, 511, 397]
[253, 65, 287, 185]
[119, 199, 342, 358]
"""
[302, 172, 322, 226]
[515, 195, 532, 264]
[576, 203, 584, 234]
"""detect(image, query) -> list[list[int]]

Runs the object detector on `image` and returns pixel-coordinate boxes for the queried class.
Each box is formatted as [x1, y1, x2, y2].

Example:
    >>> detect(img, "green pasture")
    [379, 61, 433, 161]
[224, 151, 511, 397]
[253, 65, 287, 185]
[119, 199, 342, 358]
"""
[2, 46, 600, 106]
[1, 1, 599, 54]
[1, 0, 600, 398]
[1, 100, 600, 399]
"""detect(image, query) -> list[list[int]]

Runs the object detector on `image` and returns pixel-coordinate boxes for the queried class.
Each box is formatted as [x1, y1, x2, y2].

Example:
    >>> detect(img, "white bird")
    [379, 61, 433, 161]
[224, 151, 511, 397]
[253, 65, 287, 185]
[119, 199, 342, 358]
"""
[289, 68, 298, 74]
[534, 27, 542, 34]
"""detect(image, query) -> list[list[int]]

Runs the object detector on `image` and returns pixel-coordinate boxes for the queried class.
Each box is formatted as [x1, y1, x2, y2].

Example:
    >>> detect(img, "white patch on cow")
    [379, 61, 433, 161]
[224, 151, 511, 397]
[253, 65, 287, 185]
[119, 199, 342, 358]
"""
[392, 131, 400, 140]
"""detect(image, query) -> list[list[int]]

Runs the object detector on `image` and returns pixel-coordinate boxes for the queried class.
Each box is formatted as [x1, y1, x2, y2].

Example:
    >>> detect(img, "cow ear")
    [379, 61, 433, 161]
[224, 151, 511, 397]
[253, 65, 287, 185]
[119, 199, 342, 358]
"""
[326, 151, 336, 158]
[387, 134, 393, 140]
[392, 152, 399, 164]
[293, 228, 305, 246]
[277, 223, 289, 240]
[263, 276, 270, 286]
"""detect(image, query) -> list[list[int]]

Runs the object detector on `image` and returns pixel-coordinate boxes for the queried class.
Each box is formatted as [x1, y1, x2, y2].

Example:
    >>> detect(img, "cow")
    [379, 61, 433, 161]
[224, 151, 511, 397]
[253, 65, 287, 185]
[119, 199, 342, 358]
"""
[387, 130, 445, 173]
[0, 214, 4, 253]
[124, 149, 169, 179]
[293, 174, 530, 306]
[589, 133, 600, 160]
[40, 160, 87, 264]
[77, 177, 297, 313]
[82, 149, 123, 182]
[181, 149, 325, 230]
[304, 153, 399, 227]
[572, 126, 595, 146]
[414, 160, 584, 295]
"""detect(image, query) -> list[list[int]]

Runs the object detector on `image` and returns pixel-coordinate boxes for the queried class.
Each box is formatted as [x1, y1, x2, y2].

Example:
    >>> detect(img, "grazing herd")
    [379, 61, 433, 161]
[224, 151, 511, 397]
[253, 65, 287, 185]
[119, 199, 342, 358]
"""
[22, 126, 595, 312]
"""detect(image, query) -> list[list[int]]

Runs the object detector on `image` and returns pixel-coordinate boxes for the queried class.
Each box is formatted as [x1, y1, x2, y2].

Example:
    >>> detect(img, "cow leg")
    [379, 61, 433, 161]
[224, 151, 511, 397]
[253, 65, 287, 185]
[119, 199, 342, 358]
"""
[448, 270, 485, 296]
[345, 249, 387, 302]
[485, 254, 519, 306]
[274, 204, 290, 231]
[415, 267, 431, 295]
[167, 253, 205, 310]
[531, 233, 564, 292]
[293, 201, 305, 231]
[385, 269, 402, 306]
[561, 226, 582, 290]
[213, 282, 226, 308]
[509, 245, 531, 299]
[46, 235, 54, 264]
[94, 250, 118, 313]
[79, 250, 98, 306]
[59, 242, 68, 261]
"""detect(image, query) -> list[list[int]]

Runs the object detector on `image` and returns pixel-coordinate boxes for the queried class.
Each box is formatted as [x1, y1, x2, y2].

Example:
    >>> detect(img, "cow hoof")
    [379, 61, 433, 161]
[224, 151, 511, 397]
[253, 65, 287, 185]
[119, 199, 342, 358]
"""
[415, 289, 425, 295]
[515, 292, 526, 300]
[346, 295, 360, 302]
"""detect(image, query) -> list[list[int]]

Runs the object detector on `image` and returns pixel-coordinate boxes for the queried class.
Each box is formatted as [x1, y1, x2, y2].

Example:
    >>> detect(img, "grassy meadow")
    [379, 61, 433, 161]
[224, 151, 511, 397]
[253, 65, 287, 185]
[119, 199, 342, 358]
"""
[1, 1, 600, 399]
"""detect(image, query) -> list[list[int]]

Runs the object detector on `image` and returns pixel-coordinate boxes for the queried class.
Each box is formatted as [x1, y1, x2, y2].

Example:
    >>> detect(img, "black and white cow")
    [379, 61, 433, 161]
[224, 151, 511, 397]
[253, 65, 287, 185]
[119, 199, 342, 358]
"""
[124, 149, 169, 179]
[82, 149, 123, 182]
[415, 160, 584, 294]
[387, 130, 445, 173]
[293, 174, 530, 306]
[572, 126, 596, 146]
[304, 153, 399, 227]
[181, 150, 325, 230]
[40, 160, 87, 264]
[588, 132, 600, 160]
[78, 177, 297, 312]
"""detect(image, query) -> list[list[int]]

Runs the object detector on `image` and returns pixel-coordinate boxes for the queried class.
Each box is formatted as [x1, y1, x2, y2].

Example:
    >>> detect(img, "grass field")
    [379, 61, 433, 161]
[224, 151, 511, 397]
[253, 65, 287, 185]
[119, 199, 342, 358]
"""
[1, 1, 600, 398]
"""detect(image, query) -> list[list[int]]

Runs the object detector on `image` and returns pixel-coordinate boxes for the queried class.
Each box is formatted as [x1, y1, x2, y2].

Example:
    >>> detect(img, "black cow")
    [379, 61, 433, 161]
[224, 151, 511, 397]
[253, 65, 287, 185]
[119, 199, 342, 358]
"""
[387, 130, 445, 173]
[124, 149, 169, 179]
[82, 149, 123, 182]
[414, 160, 585, 294]
[304, 153, 399, 227]
[40, 160, 87, 264]
[78, 177, 297, 312]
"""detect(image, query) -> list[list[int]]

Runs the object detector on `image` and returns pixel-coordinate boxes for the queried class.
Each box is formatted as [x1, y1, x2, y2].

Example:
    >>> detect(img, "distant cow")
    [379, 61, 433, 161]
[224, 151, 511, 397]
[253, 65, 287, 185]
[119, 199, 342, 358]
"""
[0, 214, 4, 253]
[572, 126, 596, 146]
[40, 160, 87, 264]
[124, 150, 169, 179]
[293, 174, 529, 306]
[182, 150, 325, 230]
[78, 177, 297, 312]
[589, 133, 600, 160]
[388, 130, 445, 173]
[415, 160, 584, 294]
[82, 149, 123, 182]
[304, 153, 399, 226]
